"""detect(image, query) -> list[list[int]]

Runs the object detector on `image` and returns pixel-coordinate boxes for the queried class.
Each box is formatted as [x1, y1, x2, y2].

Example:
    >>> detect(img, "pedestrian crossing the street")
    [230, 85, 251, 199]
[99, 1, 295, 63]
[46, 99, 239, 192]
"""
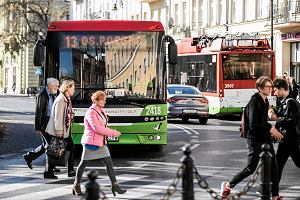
[0, 156, 300, 199]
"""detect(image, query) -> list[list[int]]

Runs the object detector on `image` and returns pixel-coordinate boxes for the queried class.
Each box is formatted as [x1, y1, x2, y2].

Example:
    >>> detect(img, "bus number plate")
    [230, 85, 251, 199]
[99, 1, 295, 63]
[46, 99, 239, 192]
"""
[107, 136, 119, 142]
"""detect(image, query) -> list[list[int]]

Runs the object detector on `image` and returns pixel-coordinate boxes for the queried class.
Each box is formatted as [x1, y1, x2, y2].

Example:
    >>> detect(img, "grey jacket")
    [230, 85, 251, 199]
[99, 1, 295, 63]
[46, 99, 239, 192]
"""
[45, 93, 70, 138]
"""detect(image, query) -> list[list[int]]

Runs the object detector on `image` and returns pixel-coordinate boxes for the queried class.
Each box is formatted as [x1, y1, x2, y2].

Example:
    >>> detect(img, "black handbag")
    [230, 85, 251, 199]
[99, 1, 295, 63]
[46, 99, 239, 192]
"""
[48, 151, 70, 167]
[47, 136, 68, 159]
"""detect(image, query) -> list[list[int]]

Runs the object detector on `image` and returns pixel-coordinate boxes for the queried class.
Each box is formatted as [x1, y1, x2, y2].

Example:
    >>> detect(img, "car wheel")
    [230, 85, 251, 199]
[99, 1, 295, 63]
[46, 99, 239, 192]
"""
[182, 117, 189, 123]
[199, 117, 208, 125]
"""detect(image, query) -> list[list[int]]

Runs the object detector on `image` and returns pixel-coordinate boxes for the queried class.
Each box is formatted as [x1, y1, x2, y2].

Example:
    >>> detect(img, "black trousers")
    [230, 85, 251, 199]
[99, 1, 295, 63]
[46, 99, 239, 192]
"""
[229, 140, 280, 197]
[276, 140, 300, 182]
[26, 131, 51, 161]
[66, 134, 75, 172]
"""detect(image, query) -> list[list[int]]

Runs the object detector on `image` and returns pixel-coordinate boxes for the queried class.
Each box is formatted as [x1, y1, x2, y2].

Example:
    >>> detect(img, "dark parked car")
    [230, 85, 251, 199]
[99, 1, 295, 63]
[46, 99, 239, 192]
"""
[167, 84, 209, 124]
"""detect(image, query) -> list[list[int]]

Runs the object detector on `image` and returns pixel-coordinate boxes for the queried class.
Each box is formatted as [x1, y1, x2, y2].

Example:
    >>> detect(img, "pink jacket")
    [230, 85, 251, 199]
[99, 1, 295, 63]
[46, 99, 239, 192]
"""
[81, 104, 119, 147]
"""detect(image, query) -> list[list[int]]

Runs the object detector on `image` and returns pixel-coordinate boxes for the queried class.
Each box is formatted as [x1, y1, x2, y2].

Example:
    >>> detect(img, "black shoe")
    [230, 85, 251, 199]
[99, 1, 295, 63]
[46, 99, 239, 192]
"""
[111, 183, 126, 196]
[23, 154, 33, 169]
[68, 170, 76, 177]
[53, 168, 61, 173]
[44, 172, 58, 179]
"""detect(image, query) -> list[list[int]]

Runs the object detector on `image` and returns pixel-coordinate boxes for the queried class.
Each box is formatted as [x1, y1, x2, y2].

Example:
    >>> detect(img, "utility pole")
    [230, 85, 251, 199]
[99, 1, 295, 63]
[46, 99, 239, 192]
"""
[270, 0, 273, 50]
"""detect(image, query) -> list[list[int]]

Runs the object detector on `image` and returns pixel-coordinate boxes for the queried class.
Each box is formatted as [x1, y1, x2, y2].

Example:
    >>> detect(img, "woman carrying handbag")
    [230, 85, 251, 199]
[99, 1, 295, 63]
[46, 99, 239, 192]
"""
[45, 79, 76, 179]
[72, 90, 126, 196]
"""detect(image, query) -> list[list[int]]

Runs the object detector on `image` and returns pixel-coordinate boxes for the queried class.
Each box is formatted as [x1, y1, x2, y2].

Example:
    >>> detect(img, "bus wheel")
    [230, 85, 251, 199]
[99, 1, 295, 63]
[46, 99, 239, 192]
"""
[182, 117, 189, 123]
[199, 117, 208, 125]
[149, 145, 163, 152]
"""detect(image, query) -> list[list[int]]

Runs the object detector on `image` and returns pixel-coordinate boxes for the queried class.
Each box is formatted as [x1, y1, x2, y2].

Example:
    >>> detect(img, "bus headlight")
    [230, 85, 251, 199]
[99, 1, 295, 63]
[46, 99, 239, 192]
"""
[148, 135, 154, 140]
[156, 135, 161, 140]
[144, 117, 149, 121]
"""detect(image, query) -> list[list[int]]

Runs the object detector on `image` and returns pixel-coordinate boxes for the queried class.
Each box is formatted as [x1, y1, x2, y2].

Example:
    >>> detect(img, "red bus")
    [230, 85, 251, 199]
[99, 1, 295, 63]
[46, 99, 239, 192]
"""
[169, 33, 276, 115]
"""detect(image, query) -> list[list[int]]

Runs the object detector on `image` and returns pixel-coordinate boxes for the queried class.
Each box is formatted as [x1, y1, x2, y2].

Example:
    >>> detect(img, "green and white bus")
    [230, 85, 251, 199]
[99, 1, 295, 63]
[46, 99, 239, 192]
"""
[34, 20, 177, 151]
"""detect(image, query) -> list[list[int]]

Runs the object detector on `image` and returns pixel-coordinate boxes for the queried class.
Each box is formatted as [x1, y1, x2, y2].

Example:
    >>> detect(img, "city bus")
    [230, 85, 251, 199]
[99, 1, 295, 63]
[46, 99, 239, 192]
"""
[169, 33, 276, 115]
[33, 20, 177, 151]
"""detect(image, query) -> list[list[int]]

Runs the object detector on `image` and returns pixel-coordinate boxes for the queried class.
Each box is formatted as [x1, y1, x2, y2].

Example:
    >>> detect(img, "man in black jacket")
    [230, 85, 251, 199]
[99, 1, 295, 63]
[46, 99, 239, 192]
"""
[23, 78, 59, 178]
[220, 76, 283, 200]
[269, 78, 300, 183]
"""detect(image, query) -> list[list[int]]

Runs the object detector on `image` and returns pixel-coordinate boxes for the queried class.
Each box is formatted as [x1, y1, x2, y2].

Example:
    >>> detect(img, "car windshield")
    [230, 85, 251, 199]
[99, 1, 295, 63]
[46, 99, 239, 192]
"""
[168, 86, 201, 95]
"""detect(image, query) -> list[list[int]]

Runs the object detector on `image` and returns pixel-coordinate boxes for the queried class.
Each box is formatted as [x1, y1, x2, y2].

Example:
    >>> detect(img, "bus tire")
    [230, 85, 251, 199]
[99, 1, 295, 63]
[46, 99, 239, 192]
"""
[182, 117, 189, 123]
[149, 145, 163, 152]
[199, 117, 208, 125]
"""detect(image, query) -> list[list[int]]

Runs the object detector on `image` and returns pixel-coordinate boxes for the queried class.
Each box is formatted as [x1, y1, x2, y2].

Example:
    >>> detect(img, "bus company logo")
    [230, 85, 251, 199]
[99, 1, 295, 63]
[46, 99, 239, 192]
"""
[106, 108, 143, 116]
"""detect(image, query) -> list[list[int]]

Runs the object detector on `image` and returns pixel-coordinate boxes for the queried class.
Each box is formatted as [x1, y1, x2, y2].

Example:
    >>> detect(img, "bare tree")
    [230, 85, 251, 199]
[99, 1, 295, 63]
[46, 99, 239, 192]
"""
[0, 0, 69, 53]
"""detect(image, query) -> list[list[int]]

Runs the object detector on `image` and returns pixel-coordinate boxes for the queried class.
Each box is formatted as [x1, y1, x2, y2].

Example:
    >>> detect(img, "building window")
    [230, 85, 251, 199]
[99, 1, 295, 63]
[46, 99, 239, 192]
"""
[199, 0, 204, 28]
[209, 0, 215, 26]
[231, 0, 243, 23]
[245, 0, 254, 21]
[158, 9, 161, 22]
[256, 0, 262, 19]
[261, 0, 269, 18]
[192, 0, 197, 29]
[5, 68, 8, 88]
[175, 4, 179, 28]
[219, 0, 227, 25]
[182, 2, 186, 28]
[231, 0, 237, 22]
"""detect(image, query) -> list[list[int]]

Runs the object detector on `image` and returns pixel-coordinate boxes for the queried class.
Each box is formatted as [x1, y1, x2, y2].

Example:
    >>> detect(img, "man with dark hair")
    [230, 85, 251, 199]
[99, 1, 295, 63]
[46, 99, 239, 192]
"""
[268, 78, 300, 183]
[23, 78, 61, 179]
[220, 76, 283, 200]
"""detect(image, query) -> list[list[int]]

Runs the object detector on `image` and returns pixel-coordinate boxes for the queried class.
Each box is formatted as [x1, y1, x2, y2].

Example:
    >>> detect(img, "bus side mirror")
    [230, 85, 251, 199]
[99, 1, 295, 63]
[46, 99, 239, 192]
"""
[168, 42, 177, 65]
[33, 40, 45, 66]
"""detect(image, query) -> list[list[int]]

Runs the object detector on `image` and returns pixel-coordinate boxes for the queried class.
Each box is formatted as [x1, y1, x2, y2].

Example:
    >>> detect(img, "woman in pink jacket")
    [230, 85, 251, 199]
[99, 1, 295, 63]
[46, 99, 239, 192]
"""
[72, 91, 126, 196]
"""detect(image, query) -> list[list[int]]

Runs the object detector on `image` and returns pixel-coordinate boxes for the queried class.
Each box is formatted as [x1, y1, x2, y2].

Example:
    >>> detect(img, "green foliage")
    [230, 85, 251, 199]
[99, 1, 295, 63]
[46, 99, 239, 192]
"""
[0, 0, 69, 53]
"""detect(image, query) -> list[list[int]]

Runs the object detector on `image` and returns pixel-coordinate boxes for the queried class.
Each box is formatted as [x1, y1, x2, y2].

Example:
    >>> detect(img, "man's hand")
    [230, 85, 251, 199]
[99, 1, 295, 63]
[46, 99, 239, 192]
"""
[36, 131, 43, 135]
[270, 127, 283, 141]
[268, 109, 278, 120]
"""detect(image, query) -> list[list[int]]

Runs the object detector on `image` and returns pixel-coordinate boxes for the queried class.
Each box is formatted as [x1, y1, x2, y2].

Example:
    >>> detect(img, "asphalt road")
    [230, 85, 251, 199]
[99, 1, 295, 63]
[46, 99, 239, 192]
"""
[0, 96, 299, 200]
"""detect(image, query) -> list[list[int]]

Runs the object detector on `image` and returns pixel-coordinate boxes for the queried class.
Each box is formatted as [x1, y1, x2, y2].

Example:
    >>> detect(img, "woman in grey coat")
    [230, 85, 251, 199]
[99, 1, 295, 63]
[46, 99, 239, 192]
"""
[46, 79, 76, 178]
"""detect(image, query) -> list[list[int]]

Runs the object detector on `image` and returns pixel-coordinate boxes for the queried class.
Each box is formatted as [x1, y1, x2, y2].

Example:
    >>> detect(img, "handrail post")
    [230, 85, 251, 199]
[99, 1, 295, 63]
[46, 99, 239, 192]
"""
[181, 146, 194, 200]
[85, 170, 99, 200]
[259, 144, 272, 200]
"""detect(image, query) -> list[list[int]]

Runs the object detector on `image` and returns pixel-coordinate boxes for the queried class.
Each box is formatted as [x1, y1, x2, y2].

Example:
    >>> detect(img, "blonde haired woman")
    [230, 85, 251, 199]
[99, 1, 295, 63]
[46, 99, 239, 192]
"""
[72, 90, 126, 196]
[46, 79, 76, 179]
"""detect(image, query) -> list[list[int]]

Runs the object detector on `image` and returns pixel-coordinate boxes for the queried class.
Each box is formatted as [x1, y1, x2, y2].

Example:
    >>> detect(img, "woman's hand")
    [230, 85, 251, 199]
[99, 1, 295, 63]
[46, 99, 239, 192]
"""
[56, 130, 64, 138]
[115, 131, 121, 137]
[270, 127, 283, 141]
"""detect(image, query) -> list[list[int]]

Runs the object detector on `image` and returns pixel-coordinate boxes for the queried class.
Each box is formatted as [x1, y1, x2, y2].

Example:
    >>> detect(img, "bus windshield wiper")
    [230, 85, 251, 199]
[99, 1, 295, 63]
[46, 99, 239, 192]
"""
[111, 96, 145, 108]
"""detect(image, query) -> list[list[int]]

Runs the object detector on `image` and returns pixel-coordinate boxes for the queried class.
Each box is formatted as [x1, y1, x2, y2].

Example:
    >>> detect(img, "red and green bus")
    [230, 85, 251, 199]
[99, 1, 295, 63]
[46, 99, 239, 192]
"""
[170, 33, 276, 115]
[34, 20, 177, 151]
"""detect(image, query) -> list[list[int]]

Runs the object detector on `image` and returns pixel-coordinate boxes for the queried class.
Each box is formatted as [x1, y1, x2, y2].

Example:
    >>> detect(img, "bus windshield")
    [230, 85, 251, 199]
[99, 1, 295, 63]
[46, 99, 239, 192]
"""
[222, 53, 272, 80]
[46, 31, 165, 101]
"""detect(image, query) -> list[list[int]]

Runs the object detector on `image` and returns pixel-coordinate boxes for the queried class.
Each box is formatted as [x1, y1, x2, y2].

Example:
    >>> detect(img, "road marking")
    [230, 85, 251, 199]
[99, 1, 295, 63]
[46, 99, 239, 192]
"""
[168, 124, 192, 135]
[0, 119, 33, 124]
[172, 124, 200, 135]
[170, 143, 200, 155]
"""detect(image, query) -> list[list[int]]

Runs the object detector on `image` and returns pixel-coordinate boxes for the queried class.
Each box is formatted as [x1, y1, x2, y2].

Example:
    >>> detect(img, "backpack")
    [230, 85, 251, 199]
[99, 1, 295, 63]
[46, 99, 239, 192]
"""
[286, 98, 300, 139]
